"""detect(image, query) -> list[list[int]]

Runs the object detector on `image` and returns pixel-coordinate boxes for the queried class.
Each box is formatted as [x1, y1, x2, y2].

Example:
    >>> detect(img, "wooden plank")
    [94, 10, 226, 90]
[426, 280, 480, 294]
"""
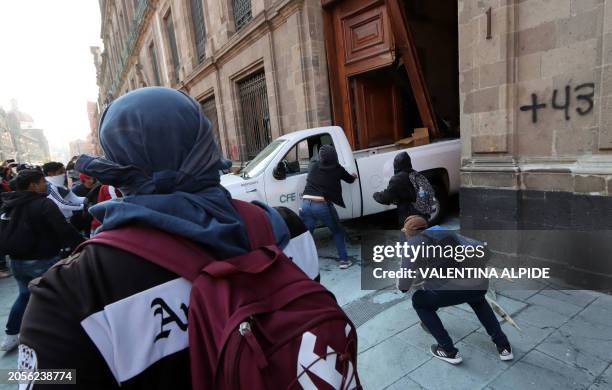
[384, 0, 439, 138]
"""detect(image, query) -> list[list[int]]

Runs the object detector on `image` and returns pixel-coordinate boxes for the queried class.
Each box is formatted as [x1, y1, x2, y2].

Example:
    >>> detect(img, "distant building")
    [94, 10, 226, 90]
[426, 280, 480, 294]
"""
[0, 108, 17, 161]
[69, 136, 97, 157]
[5, 100, 50, 164]
[86, 100, 103, 155]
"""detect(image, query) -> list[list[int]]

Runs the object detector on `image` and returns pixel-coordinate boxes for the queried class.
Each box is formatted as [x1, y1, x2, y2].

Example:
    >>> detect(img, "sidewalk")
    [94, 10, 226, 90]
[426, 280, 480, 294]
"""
[1, 217, 611, 389]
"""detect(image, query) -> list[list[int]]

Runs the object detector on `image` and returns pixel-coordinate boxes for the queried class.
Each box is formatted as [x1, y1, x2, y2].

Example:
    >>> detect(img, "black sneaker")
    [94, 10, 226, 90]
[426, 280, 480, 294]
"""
[430, 344, 462, 364]
[497, 344, 514, 361]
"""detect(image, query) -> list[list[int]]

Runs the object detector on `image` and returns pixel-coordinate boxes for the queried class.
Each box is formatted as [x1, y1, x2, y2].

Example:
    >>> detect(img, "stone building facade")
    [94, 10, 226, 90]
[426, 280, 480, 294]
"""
[94, 0, 330, 162]
[459, 0, 612, 286]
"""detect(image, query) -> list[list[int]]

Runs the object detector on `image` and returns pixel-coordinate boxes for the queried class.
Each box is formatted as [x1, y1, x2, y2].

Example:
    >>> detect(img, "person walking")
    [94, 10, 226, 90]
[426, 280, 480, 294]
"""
[0, 169, 84, 351]
[300, 144, 357, 269]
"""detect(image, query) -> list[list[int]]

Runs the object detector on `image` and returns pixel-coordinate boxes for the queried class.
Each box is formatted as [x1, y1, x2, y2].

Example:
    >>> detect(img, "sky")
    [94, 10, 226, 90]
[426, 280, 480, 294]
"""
[0, 0, 102, 158]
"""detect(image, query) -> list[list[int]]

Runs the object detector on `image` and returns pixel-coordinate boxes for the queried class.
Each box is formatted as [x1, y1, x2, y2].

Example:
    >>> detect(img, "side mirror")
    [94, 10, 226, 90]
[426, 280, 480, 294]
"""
[273, 162, 287, 180]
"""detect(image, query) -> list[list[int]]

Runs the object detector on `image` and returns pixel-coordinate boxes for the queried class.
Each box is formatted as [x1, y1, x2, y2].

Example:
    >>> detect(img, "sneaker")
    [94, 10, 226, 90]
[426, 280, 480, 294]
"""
[430, 344, 462, 364]
[339, 259, 353, 269]
[0, 334, 19, 352]
[497, 344, 514, 361]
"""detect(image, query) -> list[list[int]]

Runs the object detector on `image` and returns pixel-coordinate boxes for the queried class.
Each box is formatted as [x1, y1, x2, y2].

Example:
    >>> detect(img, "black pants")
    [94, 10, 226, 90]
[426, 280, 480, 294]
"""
[0, 255, 7, 272]
[412, 289, 509, 353]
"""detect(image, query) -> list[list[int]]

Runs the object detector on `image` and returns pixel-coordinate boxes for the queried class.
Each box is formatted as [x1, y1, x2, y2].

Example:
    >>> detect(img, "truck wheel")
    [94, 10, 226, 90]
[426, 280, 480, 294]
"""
[428, 183, 448, 226]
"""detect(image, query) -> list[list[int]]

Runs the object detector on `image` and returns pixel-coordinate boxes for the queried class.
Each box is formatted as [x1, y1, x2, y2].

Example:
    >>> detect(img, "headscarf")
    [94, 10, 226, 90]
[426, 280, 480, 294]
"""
[75, 87, 261, 258]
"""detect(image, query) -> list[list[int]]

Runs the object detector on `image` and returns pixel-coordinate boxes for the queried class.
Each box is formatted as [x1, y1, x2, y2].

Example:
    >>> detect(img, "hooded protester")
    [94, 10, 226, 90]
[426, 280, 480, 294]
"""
[18, 87, 320, 389]
[43, 162, 86, 219]
[300, 144, 357, 269]
[373, 151, 431, 226]
[0, 169, 84, 352]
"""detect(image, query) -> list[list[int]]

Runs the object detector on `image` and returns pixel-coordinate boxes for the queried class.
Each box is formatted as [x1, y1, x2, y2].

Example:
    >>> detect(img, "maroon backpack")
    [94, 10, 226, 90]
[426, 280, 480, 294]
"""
[81, 199, 361, 389]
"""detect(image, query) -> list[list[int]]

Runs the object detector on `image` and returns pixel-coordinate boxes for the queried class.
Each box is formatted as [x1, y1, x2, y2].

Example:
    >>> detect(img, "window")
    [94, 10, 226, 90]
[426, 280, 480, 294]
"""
[232, 0, 252, 31]
[148, 42, 161, 86]
[164, 11, 180, 83]
[200, 96, 220, 145]
[190, 0, 206, 63]
[237, 71, 271, 160]
[280, 134, 334, 176]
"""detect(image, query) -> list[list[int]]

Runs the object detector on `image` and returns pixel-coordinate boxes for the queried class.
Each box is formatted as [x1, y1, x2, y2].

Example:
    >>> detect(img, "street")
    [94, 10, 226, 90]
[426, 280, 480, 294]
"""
[2, 208, 611, 390]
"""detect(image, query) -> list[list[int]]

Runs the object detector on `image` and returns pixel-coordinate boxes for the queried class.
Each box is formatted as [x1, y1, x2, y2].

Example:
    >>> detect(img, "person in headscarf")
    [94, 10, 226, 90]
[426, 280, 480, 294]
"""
[18, 87, 319, 389]
[300, 144, 357, 269]
[373, 151, 423, 226]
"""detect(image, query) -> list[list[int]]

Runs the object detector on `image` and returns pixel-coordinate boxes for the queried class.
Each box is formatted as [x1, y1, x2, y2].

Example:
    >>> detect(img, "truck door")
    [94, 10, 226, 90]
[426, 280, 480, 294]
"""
[264, 132, 354, 218]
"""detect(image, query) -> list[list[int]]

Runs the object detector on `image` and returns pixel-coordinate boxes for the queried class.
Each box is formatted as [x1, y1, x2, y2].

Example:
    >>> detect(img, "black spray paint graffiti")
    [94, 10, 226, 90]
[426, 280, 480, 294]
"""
[520, 83, 595, 123]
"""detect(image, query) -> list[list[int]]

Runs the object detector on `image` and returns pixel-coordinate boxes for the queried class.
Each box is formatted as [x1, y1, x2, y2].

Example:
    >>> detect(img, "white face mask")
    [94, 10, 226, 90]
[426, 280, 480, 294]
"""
[46, 175, 66, 188]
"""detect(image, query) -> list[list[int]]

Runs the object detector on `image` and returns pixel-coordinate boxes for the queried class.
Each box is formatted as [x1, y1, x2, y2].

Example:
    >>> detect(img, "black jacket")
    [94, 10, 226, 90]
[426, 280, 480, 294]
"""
[0, 191, 84, 259]
[302, 161, 355, 207]
[373, 152, 420, 225]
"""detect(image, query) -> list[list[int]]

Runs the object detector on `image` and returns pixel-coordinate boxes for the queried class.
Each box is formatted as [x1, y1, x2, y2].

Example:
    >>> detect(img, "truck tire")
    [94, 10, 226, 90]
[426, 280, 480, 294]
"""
[429, 183, 448, 226]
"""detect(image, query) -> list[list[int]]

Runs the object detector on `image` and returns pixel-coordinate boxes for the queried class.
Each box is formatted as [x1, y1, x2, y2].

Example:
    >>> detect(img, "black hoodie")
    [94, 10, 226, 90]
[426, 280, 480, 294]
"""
[373, 152, 420, 225]
[0, 191, 84, 259]
[302, 145, 355, 208]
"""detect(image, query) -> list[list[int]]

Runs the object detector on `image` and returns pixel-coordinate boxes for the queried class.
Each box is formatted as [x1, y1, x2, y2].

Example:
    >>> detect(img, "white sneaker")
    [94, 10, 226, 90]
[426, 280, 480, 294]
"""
[0, 334, 19, 352]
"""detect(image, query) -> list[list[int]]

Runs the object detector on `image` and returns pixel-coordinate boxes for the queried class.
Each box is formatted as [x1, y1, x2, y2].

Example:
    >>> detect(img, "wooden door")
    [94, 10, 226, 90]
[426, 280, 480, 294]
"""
[351, 71, 401, 149]
[322, 0, 437, 149]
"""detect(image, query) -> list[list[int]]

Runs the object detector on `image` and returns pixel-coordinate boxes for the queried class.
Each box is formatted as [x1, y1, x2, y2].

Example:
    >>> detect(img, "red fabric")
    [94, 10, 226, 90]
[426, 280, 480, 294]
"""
[1, 180, 11, 193]
[79, 173, 91, 182]
[79, 200, 361, 389]
[91, 185, 122, 231]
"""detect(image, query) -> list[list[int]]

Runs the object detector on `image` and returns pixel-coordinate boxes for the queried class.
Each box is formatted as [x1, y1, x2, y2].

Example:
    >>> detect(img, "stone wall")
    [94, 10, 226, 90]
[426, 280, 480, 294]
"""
[97, 0, 331, 163]
[459, 0, 612, 287]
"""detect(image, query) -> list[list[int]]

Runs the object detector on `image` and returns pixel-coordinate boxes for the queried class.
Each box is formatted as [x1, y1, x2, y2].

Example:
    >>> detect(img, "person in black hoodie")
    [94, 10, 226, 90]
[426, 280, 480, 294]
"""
[373, 151, 424, 226]
[300, 144, 357, 269]
[0, 169, 83, 352]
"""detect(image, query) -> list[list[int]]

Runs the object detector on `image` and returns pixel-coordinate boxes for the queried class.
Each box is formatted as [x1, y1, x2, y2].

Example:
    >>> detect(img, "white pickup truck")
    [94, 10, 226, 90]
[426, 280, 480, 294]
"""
[220, 126, 460, 224]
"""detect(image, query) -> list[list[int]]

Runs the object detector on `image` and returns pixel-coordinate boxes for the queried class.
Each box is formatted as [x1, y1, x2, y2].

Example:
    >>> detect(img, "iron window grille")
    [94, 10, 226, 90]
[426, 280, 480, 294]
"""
[201, 96, 221, 147]
[233, 0, 252, 31]
[164, 11, 180, 83]
[190, 0, 206, 63]
[148, 42, 161, 86]
[237, 71, 271, 160]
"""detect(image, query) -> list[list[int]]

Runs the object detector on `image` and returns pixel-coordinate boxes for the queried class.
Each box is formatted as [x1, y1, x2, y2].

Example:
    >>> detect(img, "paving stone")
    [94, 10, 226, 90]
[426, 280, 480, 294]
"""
[589, 363, 612, 390]
[513, 304, 572, 329]
[409, 341, 509, 390]
[357, 328, 431, 390]
[526, 292, 584, 317]
[384, 375, 426, 390]
[358, 299, 419, 352]
[536, 330, 609, 378]
[487, 350, 595, 390]
[538, 289, 599, 307]
[552, 315, 612, 364]
[576, 301, 612, 327]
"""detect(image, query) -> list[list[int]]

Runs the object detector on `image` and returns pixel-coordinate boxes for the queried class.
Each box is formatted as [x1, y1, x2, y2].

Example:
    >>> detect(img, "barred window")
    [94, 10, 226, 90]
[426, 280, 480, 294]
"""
[148, 42, 161, 86]
[190, 0, 206, 63]
[237, 71, 271, 160]
[200, 96, 221, 146]
[164, 11, 180, 83]
[233, 0, 252, 31]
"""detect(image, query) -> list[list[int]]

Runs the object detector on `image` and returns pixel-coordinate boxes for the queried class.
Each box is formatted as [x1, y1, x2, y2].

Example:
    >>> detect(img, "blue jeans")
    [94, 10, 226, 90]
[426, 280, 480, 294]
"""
[299, 200, 348, 261]
[412, 290, 509, 353]
[5, 258, 58, 335]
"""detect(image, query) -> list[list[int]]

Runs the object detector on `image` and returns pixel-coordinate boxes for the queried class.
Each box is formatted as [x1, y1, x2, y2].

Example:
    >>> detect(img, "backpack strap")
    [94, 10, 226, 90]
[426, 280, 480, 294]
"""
[75, 199, 279, 282]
